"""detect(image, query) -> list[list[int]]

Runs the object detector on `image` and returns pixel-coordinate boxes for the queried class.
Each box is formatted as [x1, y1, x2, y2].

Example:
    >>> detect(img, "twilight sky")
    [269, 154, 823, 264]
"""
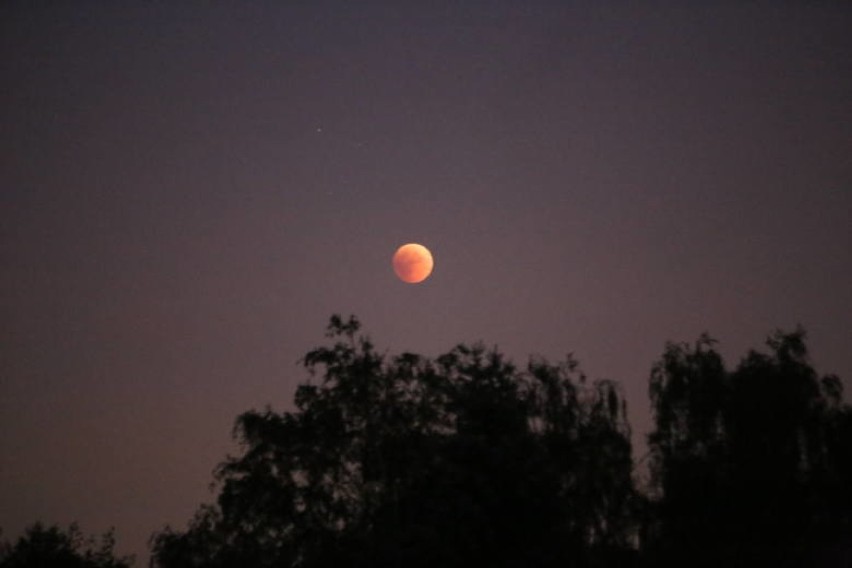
[2, 1, 850, 561]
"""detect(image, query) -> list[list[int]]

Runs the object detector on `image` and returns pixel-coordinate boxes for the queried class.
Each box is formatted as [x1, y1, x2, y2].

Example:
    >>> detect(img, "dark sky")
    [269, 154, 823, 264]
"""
[2, 1, 850, 561]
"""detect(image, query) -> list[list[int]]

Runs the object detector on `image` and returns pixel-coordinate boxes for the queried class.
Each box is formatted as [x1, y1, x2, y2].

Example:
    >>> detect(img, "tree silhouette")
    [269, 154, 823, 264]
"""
[0, 522, 132, 568]
[150, 315, 640, 567]
[646, 328, 852, 567]
[150, 317, 851, 566]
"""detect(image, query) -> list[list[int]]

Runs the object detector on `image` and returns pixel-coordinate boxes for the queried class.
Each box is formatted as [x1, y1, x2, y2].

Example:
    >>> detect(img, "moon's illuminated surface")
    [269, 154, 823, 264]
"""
[392, 243, 434, 284]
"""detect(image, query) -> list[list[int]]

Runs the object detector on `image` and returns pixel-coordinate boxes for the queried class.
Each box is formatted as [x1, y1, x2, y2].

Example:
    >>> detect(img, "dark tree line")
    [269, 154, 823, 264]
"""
[147, 317, 851, 567]
[151, 315, 639, 567]
[645, 329, 852, 566]
[0, 523, 132, 568]
[4, 317, 850, 566]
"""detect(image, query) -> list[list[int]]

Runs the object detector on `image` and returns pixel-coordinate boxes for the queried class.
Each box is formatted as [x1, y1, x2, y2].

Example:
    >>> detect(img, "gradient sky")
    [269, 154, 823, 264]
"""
[2, 1, 850, 561]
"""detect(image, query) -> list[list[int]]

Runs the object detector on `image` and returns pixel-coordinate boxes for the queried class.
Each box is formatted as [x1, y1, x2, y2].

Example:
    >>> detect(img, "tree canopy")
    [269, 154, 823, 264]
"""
[0, 523, 132, 568]
[646, 327, 852, 566]
[150, 317, 851, 566]
[150, 315, 639, 567]
[13, 316, 847, 567]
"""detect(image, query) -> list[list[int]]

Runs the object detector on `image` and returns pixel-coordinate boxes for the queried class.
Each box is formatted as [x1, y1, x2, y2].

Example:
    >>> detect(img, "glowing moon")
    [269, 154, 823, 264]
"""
[392, 243, 434, 284]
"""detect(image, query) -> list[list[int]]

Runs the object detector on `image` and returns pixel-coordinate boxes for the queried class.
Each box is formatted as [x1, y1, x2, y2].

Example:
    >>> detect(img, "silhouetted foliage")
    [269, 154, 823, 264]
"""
[0, 522, 132, 568]
[150, 317, 852, 567]
[646, 327, 852, 567]
[151, 315, 640, 567]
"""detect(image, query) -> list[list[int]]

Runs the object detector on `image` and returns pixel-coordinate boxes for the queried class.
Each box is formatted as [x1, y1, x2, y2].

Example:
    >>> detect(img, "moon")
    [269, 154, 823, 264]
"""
[392, 243, 434, 284]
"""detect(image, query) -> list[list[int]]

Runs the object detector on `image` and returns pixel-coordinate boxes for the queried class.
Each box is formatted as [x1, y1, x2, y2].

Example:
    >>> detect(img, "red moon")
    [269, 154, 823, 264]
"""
[392, 243, 434, 284]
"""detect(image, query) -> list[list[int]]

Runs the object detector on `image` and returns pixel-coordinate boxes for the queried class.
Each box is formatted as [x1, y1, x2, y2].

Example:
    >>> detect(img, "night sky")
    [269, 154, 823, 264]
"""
[2, 2, 851, 561]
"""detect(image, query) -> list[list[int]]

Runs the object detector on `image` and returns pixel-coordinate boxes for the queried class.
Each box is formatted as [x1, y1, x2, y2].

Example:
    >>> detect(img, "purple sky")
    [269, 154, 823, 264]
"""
[2, 2, 851, 561]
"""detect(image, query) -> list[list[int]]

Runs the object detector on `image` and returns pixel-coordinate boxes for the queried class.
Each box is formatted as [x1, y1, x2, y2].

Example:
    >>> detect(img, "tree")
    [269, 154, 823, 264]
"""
[0, 522, 132, 568]
[151, 315, 640, 567]
[646, 328, 852, 567]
